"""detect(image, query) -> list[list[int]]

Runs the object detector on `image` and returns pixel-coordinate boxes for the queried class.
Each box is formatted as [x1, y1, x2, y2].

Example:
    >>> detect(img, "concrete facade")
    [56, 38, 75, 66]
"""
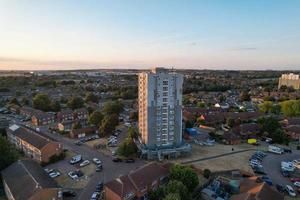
[278, 73, 300, 90]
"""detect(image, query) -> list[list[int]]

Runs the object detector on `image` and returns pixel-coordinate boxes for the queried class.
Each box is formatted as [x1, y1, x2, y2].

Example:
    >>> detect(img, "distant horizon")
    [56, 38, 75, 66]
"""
[1, 1, 300, 70]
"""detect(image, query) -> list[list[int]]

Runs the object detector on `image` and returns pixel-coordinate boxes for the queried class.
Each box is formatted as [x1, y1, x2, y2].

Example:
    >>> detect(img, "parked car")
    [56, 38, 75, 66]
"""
[91, 192, 100, 200]
[294, 182, 300, 188]
[286, 185, 297, 197]
[96, 182, 104, 192]
[44, 168, 54, 173]
[112, 150, 116, 156]
[282, 170, 291, 177]
[125, 158, 135, 163]
[80, 160, 90, 167]
[96, 164, 103, 172]
[49, 171, 60, 178]
[62, 190, 76, 197]
[261, 176, 272, 186]
[283, 148, 292, 153]
[68, 171, 78, 180]
[253, 167, 266, 175]
[112, 157, 123, 162]
[276, 184, 285, 193]
[93, 158, 102, 165]
[70, 155, 82, 164]
[291, 178, 300, 182]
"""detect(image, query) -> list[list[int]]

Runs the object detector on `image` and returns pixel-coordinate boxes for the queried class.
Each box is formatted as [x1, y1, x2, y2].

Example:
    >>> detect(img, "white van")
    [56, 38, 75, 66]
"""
[268, 145, 283, 154]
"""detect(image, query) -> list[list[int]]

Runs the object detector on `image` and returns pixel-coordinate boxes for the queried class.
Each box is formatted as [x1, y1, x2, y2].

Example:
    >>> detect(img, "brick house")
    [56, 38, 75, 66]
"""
[105, 162, 169, 200]
[234, 123, 261, 139]
[1, 159, 62, 200]
[32, 111, 55, 126]
[74, 108, 89, 120]
[7, 124, 63, 163]
[56, 108, 74, 122]
[69, 126, 98, 138]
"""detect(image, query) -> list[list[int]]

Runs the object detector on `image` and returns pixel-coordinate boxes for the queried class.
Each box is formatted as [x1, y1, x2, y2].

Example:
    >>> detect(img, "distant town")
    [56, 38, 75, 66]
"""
[0, 68, 300, 200]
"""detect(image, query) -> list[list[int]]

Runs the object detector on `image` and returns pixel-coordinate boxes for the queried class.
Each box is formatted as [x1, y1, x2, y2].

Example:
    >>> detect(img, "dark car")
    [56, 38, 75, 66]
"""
[125, 158, 135, 163]
[281, 170, 291, 177]
[112, 157, 123, 162]
[253, 167, 266, 175]
[62, 190, 76, 197]
[96, 164, 103, 172]
[283, 148, 292, 153]
[96, 182, 104, 192]
[276, 184, 285, 193]
[75, 170, 84, 178]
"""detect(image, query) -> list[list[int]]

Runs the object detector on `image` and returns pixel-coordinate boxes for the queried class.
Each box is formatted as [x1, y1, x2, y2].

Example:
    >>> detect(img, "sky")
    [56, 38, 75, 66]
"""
[0, 0, 300, 70]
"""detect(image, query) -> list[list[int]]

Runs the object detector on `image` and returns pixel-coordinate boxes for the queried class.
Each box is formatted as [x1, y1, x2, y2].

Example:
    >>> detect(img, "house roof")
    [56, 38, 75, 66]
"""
[231, 177, 283, 200]
[8, 124, 54, 150]
[57, 108, 73, 116]
[74, 107, 88, 113]
[286, 125, 300, 134]
[1, 159, 59, 200]
[105, 162, 169, 198]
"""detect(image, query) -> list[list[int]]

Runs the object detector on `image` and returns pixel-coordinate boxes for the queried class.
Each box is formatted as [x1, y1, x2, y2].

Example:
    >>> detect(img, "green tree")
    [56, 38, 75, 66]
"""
[67, 96, 84, 110]
[33, 93, 52, 111]
[203, 169, 211, 179]
[103, 101, 124, 115]
[128, 126, 138, 139]
[170, 164, 199, 192]
[185, 120, 193, 128]
[85, 92, 99, 103]
[50, 100, 61, 112]
[163, 193, 181, 200]
[0, 136, 19, 171]
[196, 102, 205, 108]
[9, 98, 20, 106]
[270, 128, 289, 145]
[149, 187, 164, 200]
[281, 100, 300, 117]
[259, 101, 273, 113]
[164, 180, 191, 200]
[239, 91, 250, 102]
[258, 117, 281, 134]
[129, 111, 138, 122]
[226, 118, 234, 128]
[99, 114, 119, 136]
[20, 97, 29, 106]
[88, 111, 104, 126]
[117, 138, 137, 157]
[72, 122, 82, 130]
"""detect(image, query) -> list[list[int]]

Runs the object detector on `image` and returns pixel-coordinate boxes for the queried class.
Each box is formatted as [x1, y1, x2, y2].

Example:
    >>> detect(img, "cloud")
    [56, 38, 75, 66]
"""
[230, 47, 258, 51]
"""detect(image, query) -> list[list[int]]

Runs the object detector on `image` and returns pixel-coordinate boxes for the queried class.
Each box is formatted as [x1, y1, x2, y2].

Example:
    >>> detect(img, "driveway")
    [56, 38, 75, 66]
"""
[262, 150, 300, 192]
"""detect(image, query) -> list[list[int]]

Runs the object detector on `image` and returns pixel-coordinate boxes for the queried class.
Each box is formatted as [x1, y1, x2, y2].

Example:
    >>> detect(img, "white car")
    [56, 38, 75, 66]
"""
[112, 150, 116, 156]
[70, 155, 82, 164]
[44, 168, 54, 173]
[91, 192, 100, 200]
[80, 160, 90, 167]
[68, 171, 78, 180]
[93, 158, 102, 165]
[286, 185, 296, 197]
[294, 182, 300, 188]
[49, 171, 60, 178]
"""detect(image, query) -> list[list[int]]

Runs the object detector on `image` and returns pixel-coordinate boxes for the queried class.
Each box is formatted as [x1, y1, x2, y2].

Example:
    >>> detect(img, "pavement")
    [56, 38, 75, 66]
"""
[262, 150, 300, 193]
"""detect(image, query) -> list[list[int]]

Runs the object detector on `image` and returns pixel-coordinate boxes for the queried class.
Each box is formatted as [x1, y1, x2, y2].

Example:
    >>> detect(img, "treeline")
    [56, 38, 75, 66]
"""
[183, 79, 232, 94]
[259, 99, 300, 117]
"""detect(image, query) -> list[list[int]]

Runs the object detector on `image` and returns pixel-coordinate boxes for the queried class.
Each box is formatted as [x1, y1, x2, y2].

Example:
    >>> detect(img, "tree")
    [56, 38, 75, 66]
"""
[164, 180, 191, 200]
[258, 117, 281, 134]
[33, 93, 52, 111]
[72, 122, 82, 130]
[185, 120, 193, 128]
[128, 126, 138, 139]
[203, 169, 211, 179]
[149, 187, 164, 200]
[170, 164, 199, 192]
[9, 98, 20, 106]
[163, 193, 181, 200]
[117, 138, 137, 157]
[85, 92, 99, 103]
[20, 97, 29, 106]
[270, 128, 289, 145]
[99, 114, 119, 136]
[226, 118, 234, 128]
[88, 111, 104, 126]
[281, 100, 300, 117]
[129, 111, 138, 122]
[50, 100, 61, 112]
[103, 101, 124, 115]
[259, 101, 273, 113]
[67, 96, 84, 110]
[239, 91, 250, 102]
[196, 102, 205, 108]
[0, 136, 19, 171]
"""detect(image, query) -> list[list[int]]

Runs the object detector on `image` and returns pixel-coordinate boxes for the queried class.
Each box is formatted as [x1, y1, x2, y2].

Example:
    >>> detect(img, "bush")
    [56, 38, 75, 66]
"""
[48, 153, 65, 164]
[203, 169, 211, 179]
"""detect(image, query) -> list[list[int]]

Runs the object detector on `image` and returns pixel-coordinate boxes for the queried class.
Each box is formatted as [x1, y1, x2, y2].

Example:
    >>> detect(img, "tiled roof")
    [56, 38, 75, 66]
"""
[1, 159, 59, 200]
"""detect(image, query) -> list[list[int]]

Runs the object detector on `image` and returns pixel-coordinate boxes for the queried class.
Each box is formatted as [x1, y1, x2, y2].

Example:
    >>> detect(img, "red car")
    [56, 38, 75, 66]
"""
[290, 178, 300, 182]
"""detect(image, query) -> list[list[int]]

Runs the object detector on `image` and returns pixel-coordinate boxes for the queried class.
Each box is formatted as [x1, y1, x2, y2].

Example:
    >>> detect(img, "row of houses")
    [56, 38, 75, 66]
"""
[105, 162, 170, 200]
[7, 124, 63, 163]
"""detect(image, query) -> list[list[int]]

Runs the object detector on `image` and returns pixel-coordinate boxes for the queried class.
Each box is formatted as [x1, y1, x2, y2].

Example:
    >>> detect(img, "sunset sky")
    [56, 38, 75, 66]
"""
[0, 0, 300, 70]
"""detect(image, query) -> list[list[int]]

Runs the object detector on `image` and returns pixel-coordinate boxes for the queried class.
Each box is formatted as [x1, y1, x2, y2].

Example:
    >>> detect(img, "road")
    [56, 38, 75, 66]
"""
[262, 150, 300, 191]
[39, 127, 146, 200]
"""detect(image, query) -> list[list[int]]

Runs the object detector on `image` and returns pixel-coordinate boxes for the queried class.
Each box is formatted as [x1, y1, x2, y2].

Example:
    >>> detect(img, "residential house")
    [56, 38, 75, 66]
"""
[284, 125, 300, 141]
[1, 159, 62, 200]
[231, 176, 283, 200]
[105, 162, 169, 200]
[70, 126, 97, 138]
[74, 108, 89, 120]
[56, 108, 74, 122]
[234, 123, 261, 139]
[223, 131, 241, 145]
[7, 124, 63, 163]
[32, 111, 55, 126]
